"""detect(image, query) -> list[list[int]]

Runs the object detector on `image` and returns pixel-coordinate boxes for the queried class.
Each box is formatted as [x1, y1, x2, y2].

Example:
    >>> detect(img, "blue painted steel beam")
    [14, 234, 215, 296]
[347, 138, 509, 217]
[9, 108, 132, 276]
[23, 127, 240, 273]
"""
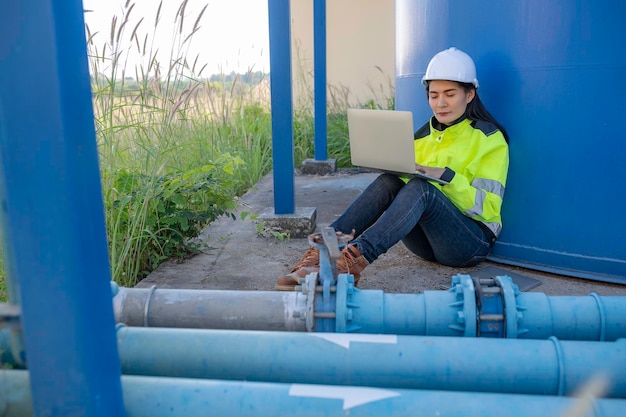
[267, 0, 295, 214]
[114, 327, 626, 398]
[0, 1, 124, 415]
[313, 0, 328, 160]
[3, 370, 626, 417]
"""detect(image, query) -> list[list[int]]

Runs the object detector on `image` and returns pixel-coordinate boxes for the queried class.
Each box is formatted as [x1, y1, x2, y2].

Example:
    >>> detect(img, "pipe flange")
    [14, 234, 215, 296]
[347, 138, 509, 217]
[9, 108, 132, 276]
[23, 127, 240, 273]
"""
[143, 285, 157, 327]
[335, 274, 348, 332]
[495, 275, 520, 338]
[450, 274, 477, 337]
[303, 272, 317, 332]
[589, 292, 607, 341]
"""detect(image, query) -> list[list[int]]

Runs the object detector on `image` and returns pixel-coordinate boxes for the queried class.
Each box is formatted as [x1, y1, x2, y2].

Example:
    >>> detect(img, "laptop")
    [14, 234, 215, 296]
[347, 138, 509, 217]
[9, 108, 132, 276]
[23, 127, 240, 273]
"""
[347, 108, 449, 185]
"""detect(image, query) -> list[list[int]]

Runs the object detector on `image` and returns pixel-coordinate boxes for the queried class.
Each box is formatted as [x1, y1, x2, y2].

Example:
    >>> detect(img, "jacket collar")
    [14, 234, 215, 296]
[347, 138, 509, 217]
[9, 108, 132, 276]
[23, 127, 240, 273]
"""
[430, 115, 470, 135]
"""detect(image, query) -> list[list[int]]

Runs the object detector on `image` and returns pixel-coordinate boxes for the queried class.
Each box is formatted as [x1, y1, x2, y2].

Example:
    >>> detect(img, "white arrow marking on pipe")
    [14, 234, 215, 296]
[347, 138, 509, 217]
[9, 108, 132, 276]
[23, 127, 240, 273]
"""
[289, 384, 401, 410]
[309, 333, 398, 348]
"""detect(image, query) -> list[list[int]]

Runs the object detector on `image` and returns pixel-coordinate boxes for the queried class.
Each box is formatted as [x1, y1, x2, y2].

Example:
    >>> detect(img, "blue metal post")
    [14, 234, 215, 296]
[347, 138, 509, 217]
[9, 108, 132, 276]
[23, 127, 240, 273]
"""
[0, 1, 124, 415]
[313, 0, 328, 160]
[268, 0, 296, 214]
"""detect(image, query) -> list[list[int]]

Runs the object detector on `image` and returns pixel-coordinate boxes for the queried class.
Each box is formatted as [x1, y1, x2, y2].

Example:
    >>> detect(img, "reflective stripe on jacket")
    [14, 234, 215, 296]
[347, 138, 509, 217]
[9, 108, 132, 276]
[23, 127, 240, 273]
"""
[413, 117, 509, 237]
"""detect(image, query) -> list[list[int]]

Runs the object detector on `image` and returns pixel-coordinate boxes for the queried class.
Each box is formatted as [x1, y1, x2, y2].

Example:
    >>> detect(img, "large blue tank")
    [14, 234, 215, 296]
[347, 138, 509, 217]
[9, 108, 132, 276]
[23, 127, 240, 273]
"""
[395, 1, 626, 283]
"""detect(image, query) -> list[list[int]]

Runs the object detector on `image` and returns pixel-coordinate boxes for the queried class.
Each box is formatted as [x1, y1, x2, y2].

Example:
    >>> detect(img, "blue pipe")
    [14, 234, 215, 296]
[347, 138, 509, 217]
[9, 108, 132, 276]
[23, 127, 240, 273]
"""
[2, 319, 622, 397]
[0, 326, 626, 398]
[514, 292, 626, 341]
[110, 279, 626, 340]
[311, 232, 626, 339]
[3, 370, 626, 417]
[268, 0, 296, 214]
[2, 325, 624, 397]
[112, 284, 309, 331]
[340, 274, 626, 340]
[114, 326, 626, 397]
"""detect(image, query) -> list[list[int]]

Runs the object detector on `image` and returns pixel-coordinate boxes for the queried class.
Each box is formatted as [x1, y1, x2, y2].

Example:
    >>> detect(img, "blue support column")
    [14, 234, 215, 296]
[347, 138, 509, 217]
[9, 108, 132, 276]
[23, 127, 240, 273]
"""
[0, 1, 125, 416]
[313, 0, 328, 160]
[268, 0, 296, 214]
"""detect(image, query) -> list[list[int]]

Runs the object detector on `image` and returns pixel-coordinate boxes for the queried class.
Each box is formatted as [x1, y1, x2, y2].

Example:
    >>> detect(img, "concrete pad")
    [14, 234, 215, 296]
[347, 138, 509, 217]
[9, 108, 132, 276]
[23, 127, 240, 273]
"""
[256, 206, 317, 239]
[138, 169, 626, 297]
[300, 158, 337, 175]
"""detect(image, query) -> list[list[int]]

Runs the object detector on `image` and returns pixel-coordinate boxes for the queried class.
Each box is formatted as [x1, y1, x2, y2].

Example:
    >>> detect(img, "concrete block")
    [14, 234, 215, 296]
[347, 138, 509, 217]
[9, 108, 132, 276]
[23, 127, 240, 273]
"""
[256, 206, 317, 239]
[300, 158, 337, 175]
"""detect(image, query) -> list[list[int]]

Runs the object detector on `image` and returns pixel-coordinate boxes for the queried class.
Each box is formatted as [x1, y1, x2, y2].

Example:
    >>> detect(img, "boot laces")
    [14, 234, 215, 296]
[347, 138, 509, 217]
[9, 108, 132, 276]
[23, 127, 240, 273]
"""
[290, 246, 319, 272]
[338, 246, 361, 271]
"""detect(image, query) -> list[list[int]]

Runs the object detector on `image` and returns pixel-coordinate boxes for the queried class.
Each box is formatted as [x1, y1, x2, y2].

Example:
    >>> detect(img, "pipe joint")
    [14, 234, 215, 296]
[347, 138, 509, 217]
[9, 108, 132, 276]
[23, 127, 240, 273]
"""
[311, 227, 358, 333]
[450, 274, 523, 338]
[335, 274, 359, 333]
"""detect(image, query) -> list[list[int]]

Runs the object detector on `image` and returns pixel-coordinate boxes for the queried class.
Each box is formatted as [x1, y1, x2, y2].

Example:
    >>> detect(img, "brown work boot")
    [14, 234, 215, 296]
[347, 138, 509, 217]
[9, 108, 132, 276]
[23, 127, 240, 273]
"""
[275, 229, 356, 291]
[275, 246, 320, 291]
[336, 244, 369, 286]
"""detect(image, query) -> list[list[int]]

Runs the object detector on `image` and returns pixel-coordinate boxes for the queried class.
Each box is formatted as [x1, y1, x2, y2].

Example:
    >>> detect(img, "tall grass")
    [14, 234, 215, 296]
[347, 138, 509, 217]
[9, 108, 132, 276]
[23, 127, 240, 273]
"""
[86, 0, 280, 286]
[0, 1, 394, 295]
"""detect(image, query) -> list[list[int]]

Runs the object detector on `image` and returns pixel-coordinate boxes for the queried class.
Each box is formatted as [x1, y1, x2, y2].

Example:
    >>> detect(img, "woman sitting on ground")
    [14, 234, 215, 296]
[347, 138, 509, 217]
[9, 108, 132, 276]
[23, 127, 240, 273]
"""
[276, 47, 510, 291]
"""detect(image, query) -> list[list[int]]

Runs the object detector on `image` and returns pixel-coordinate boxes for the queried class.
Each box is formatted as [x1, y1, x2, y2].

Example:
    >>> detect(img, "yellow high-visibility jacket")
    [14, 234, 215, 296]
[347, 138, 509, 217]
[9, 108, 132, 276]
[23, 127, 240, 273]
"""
[413, 117, 509, 239]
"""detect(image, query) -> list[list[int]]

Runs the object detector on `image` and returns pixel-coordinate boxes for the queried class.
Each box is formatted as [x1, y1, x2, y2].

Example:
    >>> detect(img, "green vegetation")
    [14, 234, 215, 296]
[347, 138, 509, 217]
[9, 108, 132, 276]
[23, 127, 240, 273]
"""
[0, 0, 393, 299]
[88, 0, 278, 287]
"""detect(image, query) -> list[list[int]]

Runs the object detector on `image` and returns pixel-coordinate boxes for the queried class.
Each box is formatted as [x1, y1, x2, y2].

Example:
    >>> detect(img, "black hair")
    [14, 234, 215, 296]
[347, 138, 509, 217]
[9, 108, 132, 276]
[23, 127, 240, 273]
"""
[425, 81, 509, 143]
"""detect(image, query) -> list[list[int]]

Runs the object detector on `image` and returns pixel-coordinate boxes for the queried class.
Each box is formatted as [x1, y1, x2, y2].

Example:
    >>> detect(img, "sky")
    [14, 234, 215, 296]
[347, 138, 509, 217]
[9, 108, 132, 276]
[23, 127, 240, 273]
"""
[82, 0, 270, 76]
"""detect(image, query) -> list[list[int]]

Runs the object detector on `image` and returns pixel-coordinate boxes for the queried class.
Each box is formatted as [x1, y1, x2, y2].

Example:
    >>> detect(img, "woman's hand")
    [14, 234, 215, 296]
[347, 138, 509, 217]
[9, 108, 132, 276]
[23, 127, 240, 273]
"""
[415, 163, 445, 179]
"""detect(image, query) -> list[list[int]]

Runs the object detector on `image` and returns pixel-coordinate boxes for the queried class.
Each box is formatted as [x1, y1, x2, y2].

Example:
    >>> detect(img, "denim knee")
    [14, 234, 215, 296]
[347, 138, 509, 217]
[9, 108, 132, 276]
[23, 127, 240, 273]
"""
[373, 173, 406, 194]
[403, 176, 433, 194]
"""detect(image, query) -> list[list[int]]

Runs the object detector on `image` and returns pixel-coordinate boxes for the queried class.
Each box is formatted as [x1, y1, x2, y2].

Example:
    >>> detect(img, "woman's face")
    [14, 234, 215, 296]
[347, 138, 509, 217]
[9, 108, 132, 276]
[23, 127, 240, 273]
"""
[428, 80, 475, 125]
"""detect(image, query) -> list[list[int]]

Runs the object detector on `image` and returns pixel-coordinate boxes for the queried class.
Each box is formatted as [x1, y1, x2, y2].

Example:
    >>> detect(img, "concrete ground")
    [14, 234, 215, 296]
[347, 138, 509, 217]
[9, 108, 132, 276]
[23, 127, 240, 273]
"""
[137, 169, 626, 296]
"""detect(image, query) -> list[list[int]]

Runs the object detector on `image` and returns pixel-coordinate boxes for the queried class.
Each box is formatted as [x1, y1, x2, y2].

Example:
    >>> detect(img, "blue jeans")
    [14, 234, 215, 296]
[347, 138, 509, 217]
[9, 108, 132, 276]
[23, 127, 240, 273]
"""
[329, 173, 493, 267]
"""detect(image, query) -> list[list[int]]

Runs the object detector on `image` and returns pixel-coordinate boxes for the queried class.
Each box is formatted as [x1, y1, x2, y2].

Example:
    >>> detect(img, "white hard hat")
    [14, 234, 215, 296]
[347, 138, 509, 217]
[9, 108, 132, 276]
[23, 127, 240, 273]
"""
[421, 47, 479, 88]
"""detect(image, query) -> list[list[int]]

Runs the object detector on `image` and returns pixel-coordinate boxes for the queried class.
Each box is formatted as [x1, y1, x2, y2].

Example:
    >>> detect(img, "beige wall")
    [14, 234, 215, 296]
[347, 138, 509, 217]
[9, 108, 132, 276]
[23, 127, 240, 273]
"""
[290, 0, 395, 111]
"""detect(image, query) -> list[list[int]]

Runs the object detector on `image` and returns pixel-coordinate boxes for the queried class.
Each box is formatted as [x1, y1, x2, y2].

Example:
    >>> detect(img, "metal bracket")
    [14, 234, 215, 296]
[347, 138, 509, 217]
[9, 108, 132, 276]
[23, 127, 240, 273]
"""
[311, 226, 345, 332]
[321, 227, 341, 262]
